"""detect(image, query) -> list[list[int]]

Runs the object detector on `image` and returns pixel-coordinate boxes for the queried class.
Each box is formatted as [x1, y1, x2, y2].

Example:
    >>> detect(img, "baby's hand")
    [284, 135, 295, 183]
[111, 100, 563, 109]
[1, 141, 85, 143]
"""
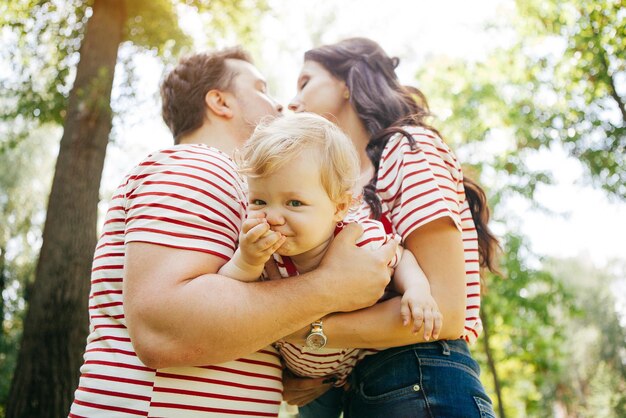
[400, 288, 442, 341]
[239, 217, 286, 267]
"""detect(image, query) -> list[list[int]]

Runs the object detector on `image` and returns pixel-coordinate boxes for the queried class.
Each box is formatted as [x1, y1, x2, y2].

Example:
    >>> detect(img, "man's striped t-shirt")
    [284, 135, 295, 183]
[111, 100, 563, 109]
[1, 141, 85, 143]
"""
[69, 144, 284, 418]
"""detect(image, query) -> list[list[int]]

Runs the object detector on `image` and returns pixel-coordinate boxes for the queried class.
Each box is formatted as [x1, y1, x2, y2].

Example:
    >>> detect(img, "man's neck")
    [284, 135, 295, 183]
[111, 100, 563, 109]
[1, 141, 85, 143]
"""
[178, 122, 243, 158]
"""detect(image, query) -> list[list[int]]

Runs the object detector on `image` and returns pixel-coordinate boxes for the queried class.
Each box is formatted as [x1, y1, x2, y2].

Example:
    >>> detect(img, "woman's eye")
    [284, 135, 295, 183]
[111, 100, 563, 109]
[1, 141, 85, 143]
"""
[287, 200, 303, 207]
[300, 79, 309, 90]
[251, 199, 265, 205]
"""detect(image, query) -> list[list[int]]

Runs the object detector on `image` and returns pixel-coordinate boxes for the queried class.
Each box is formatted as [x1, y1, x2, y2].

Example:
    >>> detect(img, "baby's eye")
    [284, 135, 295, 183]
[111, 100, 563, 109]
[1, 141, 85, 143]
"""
[287, 200, 303, 207]
[250, 199, 266, 205]
[299, 78, 309, 90]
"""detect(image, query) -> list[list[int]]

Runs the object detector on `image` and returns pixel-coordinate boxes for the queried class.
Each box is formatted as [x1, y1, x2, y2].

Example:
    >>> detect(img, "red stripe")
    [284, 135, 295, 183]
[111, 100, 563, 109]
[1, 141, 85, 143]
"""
[155, 371, 282, 394]
[89, 301, 123, 310]
[399, 208, 450, 236]
[72, 398, 148, 416]
[92, 336, 132, 343]
[86, 347, 137, 357]
[91, 278, 123, 285]
[91, 290, 122, 297]
[126, 227, 234, 250]
[202, 365, 282, 382]
[151, 386, 281, 405]
[93, 324, 126, 330]
[465, 326, 479, 338]
[126, 214, 235, 238]
[92, 264, 123, 272]
[76, 385, 151, 402]
[236, 357, 283, 371]
[103, 217, 125, 226]
[149, 402, 278, 417]
[96, 241, 124, 250]
[85, 360, 153, 373]
[80, 373, 153, 387]
[90, 314, 124, 320]
[356, 236, 385, 247]
[128, 188, 240, 230]
[93, 252, 124, 260]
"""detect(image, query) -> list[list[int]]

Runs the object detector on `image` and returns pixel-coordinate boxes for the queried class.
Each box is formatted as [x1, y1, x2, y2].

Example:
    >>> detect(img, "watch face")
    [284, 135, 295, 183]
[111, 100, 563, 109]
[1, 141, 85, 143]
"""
[306, 333, 326, 350]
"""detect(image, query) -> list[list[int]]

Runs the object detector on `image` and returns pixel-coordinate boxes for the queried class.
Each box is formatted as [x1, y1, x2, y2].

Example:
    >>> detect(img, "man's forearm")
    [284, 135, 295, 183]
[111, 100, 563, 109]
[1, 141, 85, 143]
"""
[130, 272, 336, 368]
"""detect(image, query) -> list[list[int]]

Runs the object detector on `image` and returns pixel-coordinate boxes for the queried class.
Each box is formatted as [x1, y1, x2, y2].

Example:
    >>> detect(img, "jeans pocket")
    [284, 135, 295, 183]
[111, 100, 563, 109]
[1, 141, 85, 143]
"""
[359, 381, 422, 402]
[473, 396, 497, 418]
[356, 350, 422, 403]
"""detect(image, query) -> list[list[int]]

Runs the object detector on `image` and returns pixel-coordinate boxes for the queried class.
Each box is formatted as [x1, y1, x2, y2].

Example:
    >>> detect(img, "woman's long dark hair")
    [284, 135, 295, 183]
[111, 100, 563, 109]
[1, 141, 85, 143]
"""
[305, 37, 500, 274]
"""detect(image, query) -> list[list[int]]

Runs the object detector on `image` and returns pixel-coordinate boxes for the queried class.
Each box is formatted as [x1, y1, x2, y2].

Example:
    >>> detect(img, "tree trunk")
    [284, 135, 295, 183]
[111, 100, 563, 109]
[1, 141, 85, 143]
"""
[0, 246, 6, 340]
[480, 308, 506, 418]
[6, 1, 125, 417]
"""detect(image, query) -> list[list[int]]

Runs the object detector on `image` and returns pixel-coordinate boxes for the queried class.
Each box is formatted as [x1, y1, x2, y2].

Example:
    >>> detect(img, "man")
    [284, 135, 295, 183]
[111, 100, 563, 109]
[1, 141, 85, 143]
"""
[69, 47, 396, 417]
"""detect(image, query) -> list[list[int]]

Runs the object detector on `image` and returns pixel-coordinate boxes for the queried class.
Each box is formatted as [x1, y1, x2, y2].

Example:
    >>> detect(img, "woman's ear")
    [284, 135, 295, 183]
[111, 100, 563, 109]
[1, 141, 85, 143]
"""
[333, 192, 353, 222]
[205, 89, 234, 119]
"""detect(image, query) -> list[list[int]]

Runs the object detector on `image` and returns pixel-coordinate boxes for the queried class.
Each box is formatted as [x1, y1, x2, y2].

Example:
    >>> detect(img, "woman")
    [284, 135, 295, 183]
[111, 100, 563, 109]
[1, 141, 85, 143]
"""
[284, 38, 500, 418]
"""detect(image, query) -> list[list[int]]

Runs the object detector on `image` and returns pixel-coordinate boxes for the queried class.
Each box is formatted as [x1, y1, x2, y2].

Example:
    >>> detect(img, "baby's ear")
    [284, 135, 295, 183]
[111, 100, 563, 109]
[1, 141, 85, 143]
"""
[333, 192, 353, 221]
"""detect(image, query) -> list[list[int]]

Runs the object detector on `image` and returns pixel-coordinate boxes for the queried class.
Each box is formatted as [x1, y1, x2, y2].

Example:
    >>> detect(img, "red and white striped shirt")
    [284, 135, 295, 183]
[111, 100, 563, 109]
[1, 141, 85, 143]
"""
[274, 219, 400, 386]
[70, 144, 284, 418]
[347, 127, 483, 344]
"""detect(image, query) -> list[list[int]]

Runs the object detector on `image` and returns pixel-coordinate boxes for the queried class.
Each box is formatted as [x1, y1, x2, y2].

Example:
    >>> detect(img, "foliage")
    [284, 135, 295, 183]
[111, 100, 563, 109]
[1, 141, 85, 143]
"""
[545, 257, 626, 417]
[0, 0, 267, 138]
[417, 0, 625, 199]
[0, 123, 58, 412]
[472, 233, 577, 417]
[414, 2, 626, 412]
[512, 0, 626, 198]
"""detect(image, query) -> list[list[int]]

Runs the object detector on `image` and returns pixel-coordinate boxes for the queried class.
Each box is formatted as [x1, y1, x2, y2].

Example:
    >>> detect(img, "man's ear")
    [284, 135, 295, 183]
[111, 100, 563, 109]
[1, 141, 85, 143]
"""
[205, 89, 234, 119]
[333, 192, 353, 222]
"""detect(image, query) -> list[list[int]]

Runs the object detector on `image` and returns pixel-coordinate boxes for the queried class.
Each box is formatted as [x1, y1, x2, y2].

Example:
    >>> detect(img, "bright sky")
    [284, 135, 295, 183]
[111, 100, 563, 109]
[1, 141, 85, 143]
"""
[102, 0, 625, 271]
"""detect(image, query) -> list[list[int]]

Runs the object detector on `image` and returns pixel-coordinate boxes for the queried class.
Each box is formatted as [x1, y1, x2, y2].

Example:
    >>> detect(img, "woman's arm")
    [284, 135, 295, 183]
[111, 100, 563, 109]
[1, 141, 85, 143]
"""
[282, 217, 467, 348]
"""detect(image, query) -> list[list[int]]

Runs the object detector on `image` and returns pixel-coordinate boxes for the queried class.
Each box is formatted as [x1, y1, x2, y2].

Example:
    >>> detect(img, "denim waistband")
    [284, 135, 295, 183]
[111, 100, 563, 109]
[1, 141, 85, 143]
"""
[358, 339, 471, 370]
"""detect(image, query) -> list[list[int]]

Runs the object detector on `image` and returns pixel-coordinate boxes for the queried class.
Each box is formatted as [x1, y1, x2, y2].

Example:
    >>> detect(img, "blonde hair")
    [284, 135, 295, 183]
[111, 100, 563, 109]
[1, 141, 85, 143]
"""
[238, 113, 359, 203]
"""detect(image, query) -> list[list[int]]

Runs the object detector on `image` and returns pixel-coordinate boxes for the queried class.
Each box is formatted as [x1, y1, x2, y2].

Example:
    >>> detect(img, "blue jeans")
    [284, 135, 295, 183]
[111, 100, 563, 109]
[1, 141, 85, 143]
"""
[343, 339, 496, 418]
[298, 385, 344, 418]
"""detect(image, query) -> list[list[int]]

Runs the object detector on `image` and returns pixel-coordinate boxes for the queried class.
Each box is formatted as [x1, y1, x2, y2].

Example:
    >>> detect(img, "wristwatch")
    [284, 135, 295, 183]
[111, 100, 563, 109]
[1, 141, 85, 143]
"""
[305, 320, 327, 351]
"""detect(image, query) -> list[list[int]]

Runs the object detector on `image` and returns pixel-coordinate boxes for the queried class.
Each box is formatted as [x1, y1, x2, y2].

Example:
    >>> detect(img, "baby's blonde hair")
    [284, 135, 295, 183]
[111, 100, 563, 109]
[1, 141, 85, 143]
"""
[238, 113, 359, 203]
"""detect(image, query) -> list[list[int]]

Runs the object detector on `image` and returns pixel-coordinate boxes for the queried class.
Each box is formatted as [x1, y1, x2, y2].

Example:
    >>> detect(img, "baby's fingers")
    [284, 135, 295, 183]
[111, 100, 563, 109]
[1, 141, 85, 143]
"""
[422, 308, 435, 341]
[432, 310, 443, 340]
[269, 235, 287, 253]
[400, 301, 412, 327]
[242, 217, 266, 234]
[245, 221, 271, 241]
[410, 303, 424, 334]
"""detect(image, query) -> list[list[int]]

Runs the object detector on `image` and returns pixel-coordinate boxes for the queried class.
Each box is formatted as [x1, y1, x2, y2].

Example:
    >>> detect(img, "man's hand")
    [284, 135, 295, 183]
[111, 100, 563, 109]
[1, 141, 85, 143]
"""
[317, 223, 397, 313]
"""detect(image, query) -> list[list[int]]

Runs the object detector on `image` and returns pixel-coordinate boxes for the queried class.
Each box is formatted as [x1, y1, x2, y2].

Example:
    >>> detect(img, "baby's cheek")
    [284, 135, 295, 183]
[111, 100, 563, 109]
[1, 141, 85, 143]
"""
[247, 209, 267, 219]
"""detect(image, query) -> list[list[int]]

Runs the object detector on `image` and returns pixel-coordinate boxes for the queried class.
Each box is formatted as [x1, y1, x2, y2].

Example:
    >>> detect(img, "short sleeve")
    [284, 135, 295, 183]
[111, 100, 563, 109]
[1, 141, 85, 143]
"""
[377, 128, 464, 241]
[355, 219, 402, 269]
[123, 145, 246, 261]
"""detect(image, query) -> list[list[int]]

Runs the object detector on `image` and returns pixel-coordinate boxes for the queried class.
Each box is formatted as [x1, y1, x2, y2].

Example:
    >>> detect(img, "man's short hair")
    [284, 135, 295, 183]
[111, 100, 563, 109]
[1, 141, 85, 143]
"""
[160, 47, 252, 143]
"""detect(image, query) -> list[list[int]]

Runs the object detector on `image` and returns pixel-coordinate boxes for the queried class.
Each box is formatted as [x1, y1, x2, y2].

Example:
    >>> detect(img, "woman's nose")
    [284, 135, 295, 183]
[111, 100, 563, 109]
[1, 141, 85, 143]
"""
[288, 98, 303, 112]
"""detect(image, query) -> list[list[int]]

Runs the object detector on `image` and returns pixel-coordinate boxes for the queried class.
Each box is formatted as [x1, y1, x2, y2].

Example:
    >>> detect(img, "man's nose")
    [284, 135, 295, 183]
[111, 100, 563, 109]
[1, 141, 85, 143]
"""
[274, 99, 284, 114]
